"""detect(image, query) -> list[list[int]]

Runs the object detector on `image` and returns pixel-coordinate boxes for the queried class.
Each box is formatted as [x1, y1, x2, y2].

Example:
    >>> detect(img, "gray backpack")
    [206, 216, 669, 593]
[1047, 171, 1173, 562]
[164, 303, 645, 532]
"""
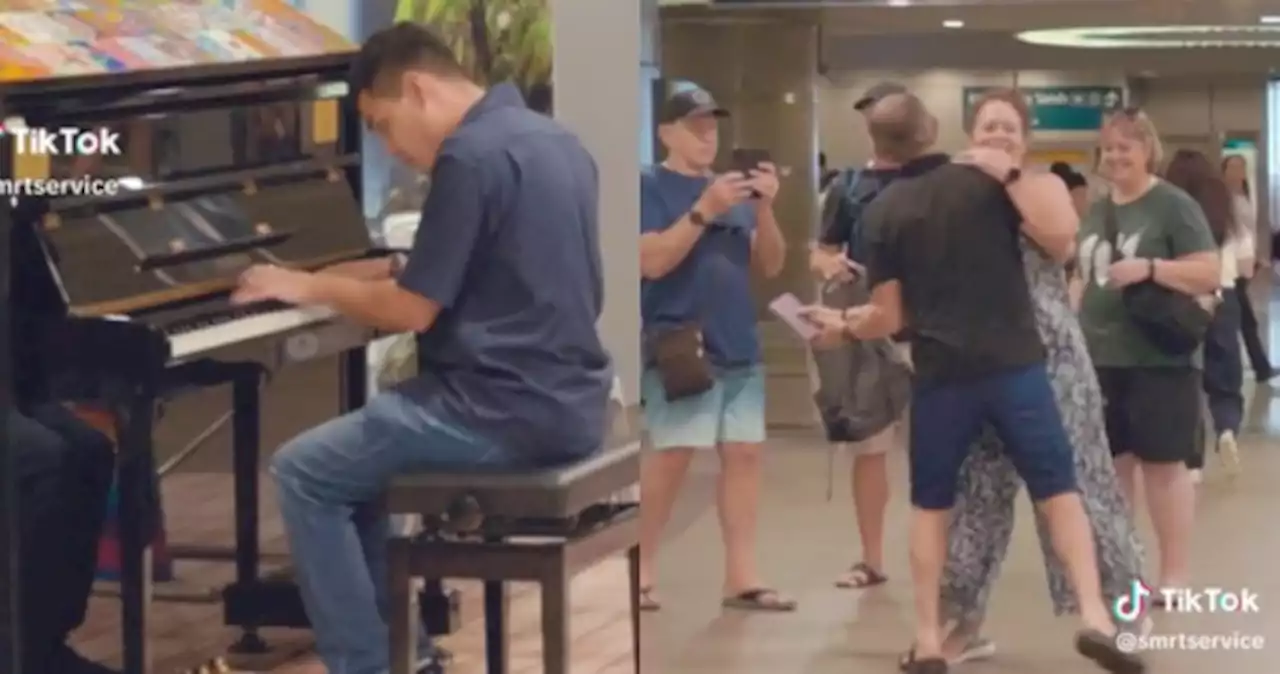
[810, 169, 912, 442]
[811, 279, 912, 442]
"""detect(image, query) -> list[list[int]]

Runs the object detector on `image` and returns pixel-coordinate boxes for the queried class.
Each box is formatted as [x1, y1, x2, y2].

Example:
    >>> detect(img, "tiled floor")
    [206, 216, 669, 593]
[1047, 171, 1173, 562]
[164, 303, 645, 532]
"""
[74, 472, 636, 674]
[71, 295, 1280, 673]
[643, 393, 1280, 673]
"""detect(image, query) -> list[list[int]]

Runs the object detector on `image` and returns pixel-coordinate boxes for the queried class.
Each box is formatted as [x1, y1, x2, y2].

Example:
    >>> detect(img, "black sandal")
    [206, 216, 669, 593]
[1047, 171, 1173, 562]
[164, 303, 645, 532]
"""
[639, 586, 661, 612]
[1075, 629, 1146, 673]
[899, 647, 948, 674]
[835, 562, 888, 589]
[721, 588, 798, 612]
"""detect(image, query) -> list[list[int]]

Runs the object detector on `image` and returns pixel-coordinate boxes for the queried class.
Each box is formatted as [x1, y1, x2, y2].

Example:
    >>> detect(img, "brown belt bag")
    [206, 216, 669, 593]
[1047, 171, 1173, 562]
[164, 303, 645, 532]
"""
[646, 323, 715, 401]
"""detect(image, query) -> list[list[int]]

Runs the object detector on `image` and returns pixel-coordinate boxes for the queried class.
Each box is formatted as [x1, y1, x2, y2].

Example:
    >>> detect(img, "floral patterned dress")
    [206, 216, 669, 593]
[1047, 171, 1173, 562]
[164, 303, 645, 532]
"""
[938, 240, 1144, 630]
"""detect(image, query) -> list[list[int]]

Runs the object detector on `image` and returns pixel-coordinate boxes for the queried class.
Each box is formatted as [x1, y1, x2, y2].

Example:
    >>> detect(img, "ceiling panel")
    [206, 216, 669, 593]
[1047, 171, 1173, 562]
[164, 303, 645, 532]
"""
[820, 30, 1280, 73]
[664, 0, 1280, 34]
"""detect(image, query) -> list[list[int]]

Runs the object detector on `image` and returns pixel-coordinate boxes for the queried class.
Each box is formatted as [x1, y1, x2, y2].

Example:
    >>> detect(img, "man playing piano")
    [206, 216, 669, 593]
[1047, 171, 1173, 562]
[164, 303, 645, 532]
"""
[231, 22, 613, 674]
[9, 406, 117, 674]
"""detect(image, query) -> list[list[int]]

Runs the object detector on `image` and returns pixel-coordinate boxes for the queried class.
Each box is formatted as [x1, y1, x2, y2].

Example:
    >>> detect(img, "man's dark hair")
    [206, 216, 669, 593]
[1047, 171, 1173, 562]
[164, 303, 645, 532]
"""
[349, 22, 468, 96]
[866, 93, 930, 163]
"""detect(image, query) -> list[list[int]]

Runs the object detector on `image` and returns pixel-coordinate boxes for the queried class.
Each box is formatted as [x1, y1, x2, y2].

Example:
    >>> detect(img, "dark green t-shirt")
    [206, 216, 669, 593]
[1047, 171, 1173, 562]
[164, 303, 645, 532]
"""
[1076, 180, 1216, 368]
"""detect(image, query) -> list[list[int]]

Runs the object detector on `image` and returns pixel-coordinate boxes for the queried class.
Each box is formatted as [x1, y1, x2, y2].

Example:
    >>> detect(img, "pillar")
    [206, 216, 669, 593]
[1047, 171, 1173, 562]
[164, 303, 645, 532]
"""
[659, 17, 819, 307]
[551, 0, 643, 404]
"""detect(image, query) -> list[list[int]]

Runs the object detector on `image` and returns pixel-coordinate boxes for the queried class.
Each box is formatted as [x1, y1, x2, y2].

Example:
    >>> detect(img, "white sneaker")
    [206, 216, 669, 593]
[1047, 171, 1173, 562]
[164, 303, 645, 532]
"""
[1218, 431, 1241, 476]
[1190, 468, 1203, 484]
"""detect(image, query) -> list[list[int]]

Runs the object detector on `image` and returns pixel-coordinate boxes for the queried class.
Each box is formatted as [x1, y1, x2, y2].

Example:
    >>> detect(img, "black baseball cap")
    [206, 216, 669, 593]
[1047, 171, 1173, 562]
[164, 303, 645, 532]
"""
[660, 86, 729, 124]
[854, 81, 908, 111]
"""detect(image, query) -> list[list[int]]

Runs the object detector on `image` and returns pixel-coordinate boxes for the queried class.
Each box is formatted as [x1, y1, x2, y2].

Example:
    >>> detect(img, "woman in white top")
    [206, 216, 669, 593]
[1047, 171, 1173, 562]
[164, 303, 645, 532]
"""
[1165, 150, 1243, 477]
[1221, 155, 1273, 381]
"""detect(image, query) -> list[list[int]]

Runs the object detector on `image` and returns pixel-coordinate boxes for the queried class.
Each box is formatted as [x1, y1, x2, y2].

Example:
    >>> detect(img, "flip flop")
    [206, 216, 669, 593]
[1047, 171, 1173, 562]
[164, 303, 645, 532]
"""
[639, 586, 661, 612]
[721, 588, 798, 612]
[1075, 629, 1146, 673]
[898, 647, 949, 674]
[898, 638, 996, 670]
[834, 562, 888, 589]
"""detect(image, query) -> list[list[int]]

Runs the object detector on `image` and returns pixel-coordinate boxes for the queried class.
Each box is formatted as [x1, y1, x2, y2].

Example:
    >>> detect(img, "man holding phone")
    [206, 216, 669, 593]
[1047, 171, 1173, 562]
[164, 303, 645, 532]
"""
[637, 84, 791, 612]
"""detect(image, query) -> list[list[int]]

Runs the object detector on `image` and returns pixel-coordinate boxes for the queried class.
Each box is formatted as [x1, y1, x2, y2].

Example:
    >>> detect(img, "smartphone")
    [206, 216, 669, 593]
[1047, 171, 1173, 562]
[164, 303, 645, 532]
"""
[731, 148, 772, 175]
[768, 292, 818, 340]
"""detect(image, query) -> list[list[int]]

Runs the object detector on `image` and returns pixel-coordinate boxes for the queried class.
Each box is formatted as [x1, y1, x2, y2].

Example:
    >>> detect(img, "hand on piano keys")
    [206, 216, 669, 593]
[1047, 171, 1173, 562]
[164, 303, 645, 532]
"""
[232, 264, 317, 306]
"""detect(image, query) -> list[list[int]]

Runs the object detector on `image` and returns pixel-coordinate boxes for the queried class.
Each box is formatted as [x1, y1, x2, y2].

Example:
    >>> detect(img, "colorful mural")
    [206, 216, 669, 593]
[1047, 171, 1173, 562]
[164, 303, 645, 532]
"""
[393, 0, 552, 113]
[0, 0, 353, 82]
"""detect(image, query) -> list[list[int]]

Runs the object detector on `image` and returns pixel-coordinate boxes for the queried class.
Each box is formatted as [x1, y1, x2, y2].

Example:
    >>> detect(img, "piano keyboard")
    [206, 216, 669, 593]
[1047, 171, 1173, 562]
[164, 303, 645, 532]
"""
[168, 304, 338, 361]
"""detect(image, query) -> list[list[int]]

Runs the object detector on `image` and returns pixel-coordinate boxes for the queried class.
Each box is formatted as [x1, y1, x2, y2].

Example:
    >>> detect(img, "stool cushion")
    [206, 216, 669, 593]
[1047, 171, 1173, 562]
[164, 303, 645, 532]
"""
[387, 429, 640, 520]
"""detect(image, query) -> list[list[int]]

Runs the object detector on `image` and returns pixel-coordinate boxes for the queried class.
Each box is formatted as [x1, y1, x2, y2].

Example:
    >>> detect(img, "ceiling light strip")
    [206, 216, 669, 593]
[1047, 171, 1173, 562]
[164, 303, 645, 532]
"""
[1017, 26, 1280, 49]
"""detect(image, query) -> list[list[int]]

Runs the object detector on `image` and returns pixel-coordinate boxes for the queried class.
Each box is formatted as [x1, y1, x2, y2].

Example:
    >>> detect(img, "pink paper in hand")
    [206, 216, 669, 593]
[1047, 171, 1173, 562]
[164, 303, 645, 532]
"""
[769, 293, 818, 340]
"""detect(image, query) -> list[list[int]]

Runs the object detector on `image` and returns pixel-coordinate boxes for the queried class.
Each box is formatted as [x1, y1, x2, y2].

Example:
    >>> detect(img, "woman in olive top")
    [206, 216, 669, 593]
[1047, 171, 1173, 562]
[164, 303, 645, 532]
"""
[1075, 109, 1220, 594]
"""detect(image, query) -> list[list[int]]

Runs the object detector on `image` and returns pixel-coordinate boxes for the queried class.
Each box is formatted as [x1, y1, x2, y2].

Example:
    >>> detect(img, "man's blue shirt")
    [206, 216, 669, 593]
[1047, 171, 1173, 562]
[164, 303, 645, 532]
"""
[640, 166, 760, 367]
[395, 83, 612, 463]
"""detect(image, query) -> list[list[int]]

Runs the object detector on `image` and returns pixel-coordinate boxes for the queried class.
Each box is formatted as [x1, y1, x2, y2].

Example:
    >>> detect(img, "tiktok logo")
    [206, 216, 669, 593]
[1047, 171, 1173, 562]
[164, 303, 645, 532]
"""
[1113, 580, 1153, 623]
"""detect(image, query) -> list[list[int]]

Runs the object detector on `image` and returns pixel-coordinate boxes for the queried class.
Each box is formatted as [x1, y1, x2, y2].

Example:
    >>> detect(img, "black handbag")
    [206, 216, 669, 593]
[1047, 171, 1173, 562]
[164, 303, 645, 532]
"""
[1102, 200, 1212, 356]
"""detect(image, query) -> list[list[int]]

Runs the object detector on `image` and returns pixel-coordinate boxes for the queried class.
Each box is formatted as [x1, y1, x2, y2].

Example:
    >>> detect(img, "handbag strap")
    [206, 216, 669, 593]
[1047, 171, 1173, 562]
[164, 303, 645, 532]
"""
[1103, 197, 1119, 250]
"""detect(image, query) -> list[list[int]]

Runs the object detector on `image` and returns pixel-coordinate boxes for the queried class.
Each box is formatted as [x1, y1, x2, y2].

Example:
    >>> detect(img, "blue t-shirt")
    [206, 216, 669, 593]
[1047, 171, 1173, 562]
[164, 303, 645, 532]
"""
[640, 166, 760, 367]
[395, 84, 613, 463]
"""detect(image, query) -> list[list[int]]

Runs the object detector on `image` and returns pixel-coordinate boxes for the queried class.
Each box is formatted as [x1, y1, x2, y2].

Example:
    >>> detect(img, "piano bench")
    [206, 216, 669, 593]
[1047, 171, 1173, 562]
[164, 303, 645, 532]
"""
[384, 438, 641, 674]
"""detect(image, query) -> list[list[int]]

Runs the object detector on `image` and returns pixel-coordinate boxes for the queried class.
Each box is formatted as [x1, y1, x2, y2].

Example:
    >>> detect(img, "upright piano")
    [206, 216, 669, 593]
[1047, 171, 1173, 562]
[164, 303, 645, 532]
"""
[0, 53, 389, 673]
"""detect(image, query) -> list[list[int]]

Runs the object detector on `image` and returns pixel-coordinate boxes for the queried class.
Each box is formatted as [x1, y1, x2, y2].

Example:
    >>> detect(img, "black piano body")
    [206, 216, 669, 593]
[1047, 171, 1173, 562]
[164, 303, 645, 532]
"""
[0, 53, 396, 674]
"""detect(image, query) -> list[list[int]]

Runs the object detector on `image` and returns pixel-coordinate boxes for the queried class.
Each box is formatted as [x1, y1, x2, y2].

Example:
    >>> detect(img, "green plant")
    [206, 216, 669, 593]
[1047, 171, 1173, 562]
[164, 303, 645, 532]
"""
[395, 0, 552, 94]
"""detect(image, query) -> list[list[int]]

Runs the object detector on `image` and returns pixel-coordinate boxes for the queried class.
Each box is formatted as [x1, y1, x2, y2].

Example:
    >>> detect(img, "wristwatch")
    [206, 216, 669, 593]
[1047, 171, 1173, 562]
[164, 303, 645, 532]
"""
[688, 209, 709, 227]
[1147, 258, 1157, 280]
[1003, 167, 1023, 185]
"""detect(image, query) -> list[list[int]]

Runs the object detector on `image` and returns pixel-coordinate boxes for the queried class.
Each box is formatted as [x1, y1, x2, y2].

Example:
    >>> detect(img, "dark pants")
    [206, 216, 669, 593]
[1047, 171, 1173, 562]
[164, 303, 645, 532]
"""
[11, 406, 114, 673]
[1234, 277, 1272, 379]
[1204, 289, 1245, 437]
[908, 363, 1078, 510]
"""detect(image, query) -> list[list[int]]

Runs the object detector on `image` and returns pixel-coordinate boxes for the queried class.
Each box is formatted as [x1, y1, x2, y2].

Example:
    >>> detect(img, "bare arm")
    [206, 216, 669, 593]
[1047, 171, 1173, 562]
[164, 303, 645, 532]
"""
[848, 281, 905, 340]
[640, 213, 705, 279]
[810, 244, 846, 277]
[811, 179, 851, 277]
[752, 206, 786, 278]
[1152, 252, 1221, 296]
[320, 257, 395, 280]
[1067, 273, 1084, 311]
[308, 275, 440, 333]
[1009, 173, 1078, 263]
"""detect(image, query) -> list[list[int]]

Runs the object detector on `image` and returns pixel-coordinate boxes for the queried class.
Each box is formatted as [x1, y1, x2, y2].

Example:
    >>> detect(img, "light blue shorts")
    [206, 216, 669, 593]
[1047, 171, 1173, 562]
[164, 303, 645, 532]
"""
[641, 365, 767, 450]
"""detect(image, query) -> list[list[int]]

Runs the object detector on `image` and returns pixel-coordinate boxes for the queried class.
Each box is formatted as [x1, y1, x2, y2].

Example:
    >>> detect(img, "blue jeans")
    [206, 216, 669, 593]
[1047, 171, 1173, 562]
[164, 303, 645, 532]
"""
[271, 390, 530, 674]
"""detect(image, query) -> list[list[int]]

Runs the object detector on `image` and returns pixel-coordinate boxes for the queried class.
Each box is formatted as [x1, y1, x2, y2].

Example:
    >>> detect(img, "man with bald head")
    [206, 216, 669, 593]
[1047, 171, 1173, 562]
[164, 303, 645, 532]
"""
[803, 93, 1143, 674]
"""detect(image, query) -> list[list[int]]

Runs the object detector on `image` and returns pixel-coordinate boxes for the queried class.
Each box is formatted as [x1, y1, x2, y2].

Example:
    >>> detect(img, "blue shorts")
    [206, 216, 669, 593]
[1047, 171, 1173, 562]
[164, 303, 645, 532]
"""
[909, 363, 1077, 510]
[641, 365, 766, 450]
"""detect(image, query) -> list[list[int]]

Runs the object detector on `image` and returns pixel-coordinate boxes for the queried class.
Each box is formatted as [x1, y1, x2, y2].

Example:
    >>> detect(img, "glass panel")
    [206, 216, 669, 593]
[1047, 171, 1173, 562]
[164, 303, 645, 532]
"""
[50, 95, 340, 183]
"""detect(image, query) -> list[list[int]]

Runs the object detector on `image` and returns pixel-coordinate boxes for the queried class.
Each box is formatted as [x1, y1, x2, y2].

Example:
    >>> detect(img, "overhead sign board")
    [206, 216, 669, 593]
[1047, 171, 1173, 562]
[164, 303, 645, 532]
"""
[963, 86, 1124, 132]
